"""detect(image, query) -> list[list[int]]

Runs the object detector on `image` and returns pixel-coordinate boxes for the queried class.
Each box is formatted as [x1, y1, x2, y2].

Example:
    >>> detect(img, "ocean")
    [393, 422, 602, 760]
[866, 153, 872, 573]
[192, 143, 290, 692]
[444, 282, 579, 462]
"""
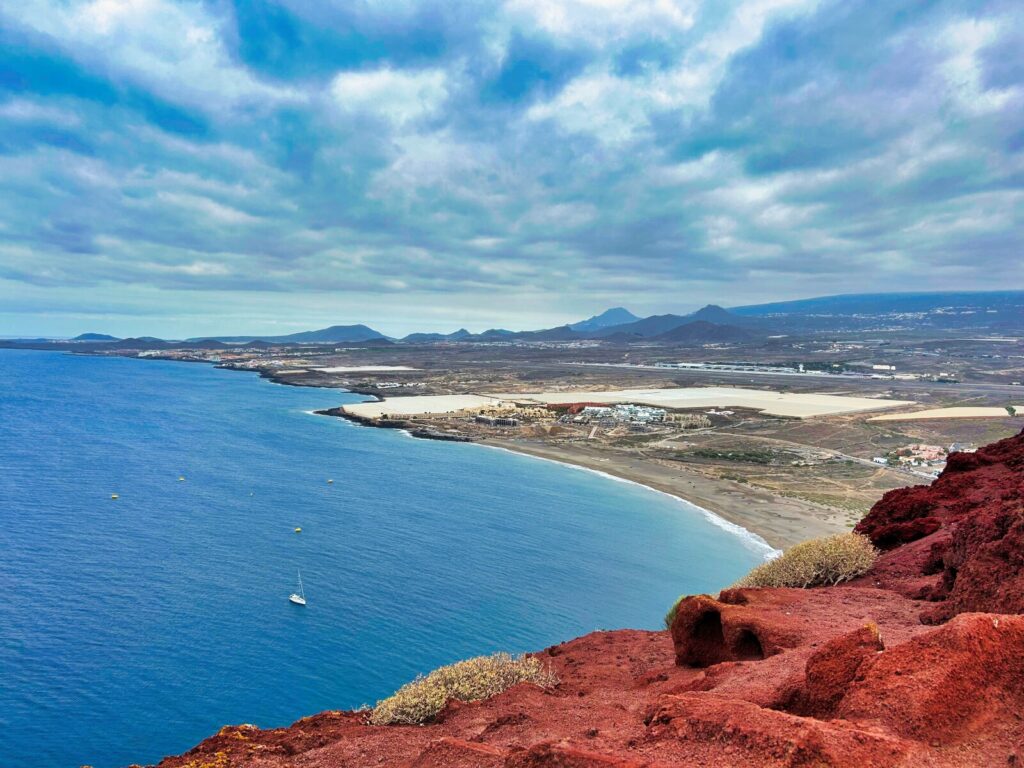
[0, 349, 769, 768]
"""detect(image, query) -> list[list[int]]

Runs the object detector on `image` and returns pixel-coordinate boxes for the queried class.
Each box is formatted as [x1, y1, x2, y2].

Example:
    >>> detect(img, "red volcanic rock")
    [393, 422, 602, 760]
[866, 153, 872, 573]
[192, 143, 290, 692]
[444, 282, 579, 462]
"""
[149, 430, 1024, 768]
[857, 427, 1024, 621]
[791, 622, 884, 717]
[504, 743, 664, 767]
[411, 737, 507, 767]
[856, 487, 941, 550]
[671, 593, 774, 666]
[920, 494, 1024, 622]
[836, 613, 1024, 748]
[669, 588, 912, 669]
[861, 514, 942, 550]
[857, 430, 1024, 552]
[646, 692, 911, 767]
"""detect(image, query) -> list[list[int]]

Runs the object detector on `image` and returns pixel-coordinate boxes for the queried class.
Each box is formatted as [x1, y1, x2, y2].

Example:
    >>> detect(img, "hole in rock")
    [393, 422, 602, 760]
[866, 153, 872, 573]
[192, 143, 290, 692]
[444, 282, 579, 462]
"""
[733, 629, 765, 661]
[688, 611, 726, 667]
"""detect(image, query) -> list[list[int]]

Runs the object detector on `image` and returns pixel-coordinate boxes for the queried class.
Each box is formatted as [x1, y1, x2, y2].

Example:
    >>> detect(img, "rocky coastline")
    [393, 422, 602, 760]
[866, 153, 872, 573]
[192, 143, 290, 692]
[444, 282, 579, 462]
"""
[314, 406, 474, 443]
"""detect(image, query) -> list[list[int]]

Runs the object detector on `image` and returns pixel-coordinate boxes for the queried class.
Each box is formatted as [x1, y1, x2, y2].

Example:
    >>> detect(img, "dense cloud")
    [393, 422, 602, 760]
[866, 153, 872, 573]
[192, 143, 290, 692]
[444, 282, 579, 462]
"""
[0, 0, 1021, 336]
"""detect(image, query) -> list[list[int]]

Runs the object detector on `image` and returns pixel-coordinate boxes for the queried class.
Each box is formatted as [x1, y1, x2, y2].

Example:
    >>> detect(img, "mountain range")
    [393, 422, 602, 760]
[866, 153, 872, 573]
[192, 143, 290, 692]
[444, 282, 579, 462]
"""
[186, 324, 388, 344]
[21, 290, 1024, 349]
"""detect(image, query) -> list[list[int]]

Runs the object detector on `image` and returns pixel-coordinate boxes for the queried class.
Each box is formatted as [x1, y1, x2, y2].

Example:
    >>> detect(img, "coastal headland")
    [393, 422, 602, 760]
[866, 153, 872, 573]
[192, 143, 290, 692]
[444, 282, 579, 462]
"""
[325, 386, 918, 549]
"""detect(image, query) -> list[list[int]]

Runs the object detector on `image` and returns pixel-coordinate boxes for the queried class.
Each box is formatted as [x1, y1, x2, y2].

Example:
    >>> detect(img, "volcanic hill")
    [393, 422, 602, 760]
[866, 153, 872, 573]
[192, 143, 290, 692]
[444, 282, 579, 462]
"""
[149, 429, 1024, 768]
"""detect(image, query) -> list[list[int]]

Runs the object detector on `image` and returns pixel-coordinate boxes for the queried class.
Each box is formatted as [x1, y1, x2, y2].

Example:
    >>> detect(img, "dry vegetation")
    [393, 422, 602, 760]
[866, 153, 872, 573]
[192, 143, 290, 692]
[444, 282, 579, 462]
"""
[734, 532, 877, 589]
[369, 652, 558, 725]
[665, 533, 877, 628]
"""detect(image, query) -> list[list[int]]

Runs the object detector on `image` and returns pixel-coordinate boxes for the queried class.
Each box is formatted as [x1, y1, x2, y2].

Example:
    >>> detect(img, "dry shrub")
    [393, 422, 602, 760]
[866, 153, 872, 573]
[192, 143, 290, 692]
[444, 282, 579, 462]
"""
[369, 652, 558, 725]
[734, 533, 877, 589]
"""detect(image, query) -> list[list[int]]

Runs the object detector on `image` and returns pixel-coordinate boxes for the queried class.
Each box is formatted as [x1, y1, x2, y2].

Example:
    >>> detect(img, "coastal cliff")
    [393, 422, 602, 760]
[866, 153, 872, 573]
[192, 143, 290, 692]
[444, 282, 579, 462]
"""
[149, 429, 1024, 768]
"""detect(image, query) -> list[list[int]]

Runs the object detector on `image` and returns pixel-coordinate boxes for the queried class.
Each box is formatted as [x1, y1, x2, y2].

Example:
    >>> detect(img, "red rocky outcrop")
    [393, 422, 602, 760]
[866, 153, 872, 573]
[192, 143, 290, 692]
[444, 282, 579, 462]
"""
[668, 587, 914, 669]
[789, 622, 884, 717]
[149, 429, 1024, 768]
[834, 613, 1024, 746]
[856, 427, 1024, 621]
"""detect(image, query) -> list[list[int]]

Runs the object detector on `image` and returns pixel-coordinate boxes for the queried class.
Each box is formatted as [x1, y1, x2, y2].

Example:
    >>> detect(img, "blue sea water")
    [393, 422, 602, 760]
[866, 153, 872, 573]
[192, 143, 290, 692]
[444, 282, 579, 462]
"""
[0, 350, 769, 768]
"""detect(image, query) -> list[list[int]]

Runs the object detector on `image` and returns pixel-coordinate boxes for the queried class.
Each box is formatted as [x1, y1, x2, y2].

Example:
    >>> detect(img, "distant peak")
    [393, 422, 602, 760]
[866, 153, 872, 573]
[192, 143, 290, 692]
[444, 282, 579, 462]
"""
[71, 332, 120, 341]
[689, 304, 737, 321]
[569, 307, 641, 332]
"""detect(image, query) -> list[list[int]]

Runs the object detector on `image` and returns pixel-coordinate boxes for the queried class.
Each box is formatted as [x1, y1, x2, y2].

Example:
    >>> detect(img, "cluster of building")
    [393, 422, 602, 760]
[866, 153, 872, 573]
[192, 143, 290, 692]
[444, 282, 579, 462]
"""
[653, 359, 929, 382]
[665, 413, 712, 428]
[471, 403, 550, 428]
[212, 354, 306, 368]
[474, 414, 520, 427]
[569, 404, 667, 424]
[872, 442, 977, 476]
[463, 400, 717, 431]
[655, 361, 809, 375]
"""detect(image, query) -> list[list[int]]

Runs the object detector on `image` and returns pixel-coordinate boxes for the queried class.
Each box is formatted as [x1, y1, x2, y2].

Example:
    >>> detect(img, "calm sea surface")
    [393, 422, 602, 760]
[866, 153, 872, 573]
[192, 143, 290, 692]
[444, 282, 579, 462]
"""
[0, 350, 768, 768]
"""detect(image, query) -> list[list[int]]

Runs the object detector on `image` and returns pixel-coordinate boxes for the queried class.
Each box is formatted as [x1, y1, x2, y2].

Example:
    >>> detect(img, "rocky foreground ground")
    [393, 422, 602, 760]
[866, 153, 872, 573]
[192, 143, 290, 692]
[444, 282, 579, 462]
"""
[151, 429, 1024, 768]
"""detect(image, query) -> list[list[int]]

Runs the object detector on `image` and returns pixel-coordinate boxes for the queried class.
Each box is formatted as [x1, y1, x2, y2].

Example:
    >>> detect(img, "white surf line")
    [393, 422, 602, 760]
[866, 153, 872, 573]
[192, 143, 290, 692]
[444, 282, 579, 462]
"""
[473, 441, 779, 561]
[305, 404, 778, 559]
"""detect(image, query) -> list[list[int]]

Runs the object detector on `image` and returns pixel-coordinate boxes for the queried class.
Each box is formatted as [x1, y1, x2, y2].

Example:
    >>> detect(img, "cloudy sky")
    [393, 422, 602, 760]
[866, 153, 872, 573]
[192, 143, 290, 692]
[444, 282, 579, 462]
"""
[1, 0, 1021, 337]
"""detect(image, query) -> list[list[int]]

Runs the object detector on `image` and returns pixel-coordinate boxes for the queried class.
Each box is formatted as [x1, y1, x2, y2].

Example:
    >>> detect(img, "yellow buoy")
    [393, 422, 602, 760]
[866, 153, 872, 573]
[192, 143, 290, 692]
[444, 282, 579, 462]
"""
[294, 527, 302, 533]
[178, 476, 186, 482]
[110, 494, 119, 500]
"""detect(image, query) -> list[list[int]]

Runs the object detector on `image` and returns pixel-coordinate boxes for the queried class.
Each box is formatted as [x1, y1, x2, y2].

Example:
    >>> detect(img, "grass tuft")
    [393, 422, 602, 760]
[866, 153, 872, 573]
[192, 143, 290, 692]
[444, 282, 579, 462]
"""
[734, 533, 877, 589]
[369, 652, 558, 725]
[664, 595, 685, 630]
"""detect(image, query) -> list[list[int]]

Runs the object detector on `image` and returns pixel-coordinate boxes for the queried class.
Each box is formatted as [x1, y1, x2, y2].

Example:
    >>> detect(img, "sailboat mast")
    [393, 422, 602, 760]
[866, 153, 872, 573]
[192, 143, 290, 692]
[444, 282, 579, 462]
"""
[297, 570, 304, 599]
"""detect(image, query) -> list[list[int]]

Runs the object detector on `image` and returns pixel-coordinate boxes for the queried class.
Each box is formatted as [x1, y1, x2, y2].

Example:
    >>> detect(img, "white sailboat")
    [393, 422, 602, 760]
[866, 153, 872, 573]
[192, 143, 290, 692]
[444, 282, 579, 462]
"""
[289, 570, 307, 606]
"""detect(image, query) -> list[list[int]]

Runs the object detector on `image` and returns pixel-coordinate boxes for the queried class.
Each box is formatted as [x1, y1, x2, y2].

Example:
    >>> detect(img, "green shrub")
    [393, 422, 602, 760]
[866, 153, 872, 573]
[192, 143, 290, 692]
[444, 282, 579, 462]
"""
[369, 652, 558, 725]
[734, 533, 877, 589]
[664, 595, 685, 629]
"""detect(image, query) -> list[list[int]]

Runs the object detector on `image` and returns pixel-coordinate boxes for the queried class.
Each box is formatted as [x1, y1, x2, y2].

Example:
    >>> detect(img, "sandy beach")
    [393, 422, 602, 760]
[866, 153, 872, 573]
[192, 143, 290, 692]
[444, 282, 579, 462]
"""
[481, 436, 859, 550]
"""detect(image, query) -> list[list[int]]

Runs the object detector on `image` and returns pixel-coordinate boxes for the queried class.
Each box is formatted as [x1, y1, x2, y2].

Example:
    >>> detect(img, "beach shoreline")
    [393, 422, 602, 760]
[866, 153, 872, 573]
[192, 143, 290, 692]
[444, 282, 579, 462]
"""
[473, 439, 779, 559]
[477, 436, 855, 550]
[312, 387, 858, 551]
